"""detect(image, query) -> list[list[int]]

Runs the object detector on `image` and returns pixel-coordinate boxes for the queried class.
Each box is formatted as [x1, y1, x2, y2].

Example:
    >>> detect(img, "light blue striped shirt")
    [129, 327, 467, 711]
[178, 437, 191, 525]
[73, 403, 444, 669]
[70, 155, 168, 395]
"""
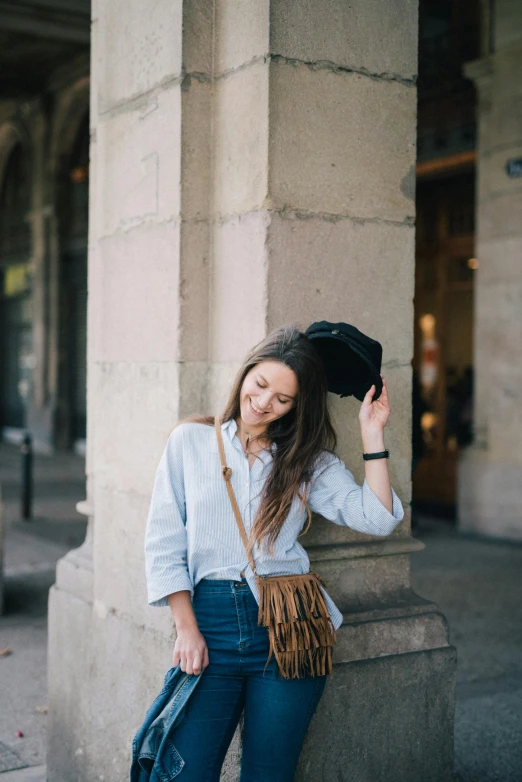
[144, 418, 405, 630]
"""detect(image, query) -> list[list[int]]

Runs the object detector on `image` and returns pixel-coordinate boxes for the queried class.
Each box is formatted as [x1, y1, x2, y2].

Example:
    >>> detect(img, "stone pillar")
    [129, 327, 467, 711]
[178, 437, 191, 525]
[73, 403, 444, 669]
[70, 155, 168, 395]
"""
[48, 0, 187, 777]
[27, 110, 50, 451]
[459, 3, 522, 542]
[48, 2, 456, 781]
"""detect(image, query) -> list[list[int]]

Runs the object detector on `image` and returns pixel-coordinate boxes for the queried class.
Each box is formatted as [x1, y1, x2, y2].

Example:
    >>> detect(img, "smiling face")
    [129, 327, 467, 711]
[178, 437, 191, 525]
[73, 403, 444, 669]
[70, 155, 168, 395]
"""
[238, 360, 298, 433]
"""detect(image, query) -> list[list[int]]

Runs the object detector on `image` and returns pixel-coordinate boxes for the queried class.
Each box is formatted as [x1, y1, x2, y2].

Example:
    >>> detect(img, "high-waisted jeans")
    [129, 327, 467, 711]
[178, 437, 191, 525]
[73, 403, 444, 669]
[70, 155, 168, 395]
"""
[172, 577, 329, 782]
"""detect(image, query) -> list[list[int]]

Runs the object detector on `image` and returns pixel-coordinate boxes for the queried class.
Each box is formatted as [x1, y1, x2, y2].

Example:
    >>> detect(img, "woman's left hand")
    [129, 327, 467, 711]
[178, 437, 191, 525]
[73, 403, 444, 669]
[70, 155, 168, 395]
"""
[359, 374, 391, 434]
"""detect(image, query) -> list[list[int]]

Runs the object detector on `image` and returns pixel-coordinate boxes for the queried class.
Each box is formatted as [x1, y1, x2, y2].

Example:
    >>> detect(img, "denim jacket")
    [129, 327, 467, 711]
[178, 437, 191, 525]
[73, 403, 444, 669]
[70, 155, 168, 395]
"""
[130, 665, 202, 781]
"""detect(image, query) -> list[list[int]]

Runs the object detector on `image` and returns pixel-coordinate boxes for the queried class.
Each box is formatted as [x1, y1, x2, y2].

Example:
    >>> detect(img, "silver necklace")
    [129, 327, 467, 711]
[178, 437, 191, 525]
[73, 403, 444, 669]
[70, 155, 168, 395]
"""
[238, 428, 256, 455]
[237, 421, 268, 455]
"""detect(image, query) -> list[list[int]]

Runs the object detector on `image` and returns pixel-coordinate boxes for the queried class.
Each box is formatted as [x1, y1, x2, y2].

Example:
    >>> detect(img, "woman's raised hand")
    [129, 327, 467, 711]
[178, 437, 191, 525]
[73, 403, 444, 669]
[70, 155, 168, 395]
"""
[358, 374, 391, 435]
[173, 625, 209, 675]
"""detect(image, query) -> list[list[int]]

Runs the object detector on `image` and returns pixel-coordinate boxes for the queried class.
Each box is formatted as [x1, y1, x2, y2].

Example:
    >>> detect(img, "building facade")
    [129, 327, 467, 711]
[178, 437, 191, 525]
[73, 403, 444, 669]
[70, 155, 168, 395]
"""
[0, 1, 90, 453]
[412, 0, 480, 512]
[458, 1, 522, 541]
[411, 1, 522, 545]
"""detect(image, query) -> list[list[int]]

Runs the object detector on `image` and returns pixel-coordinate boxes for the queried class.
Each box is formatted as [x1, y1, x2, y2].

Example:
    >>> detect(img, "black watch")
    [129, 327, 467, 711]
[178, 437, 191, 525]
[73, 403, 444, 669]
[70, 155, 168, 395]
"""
[362, 449, 390, 461]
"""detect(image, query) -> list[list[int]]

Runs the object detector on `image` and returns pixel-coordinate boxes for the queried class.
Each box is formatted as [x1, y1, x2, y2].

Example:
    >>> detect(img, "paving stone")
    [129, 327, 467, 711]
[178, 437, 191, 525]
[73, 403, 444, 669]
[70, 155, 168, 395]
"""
[0, 743, 26, 773]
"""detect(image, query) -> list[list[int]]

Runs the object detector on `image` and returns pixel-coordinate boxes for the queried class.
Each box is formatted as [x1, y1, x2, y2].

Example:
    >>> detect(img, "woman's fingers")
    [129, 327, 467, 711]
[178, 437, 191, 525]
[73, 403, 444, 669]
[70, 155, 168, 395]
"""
[191, 650, 202, 675]
[379, 375, 390, 409]
[175, 646, 208, 675]
[364, 384, 376, 403]
[173, 631, 208, 675]
[184, 651, 196, 675]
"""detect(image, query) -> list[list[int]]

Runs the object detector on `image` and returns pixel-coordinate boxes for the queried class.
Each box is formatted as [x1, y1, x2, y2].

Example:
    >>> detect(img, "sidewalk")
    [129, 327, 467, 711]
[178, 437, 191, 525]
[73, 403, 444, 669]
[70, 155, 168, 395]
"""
[1, 441, 521, 780]
[411, 515, 522, 782]
[0, 442, 86, 779]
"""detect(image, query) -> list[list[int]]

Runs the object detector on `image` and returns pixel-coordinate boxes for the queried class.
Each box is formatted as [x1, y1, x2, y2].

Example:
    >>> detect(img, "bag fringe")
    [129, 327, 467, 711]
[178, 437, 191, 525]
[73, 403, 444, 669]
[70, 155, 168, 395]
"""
[256, 572, 337, 679]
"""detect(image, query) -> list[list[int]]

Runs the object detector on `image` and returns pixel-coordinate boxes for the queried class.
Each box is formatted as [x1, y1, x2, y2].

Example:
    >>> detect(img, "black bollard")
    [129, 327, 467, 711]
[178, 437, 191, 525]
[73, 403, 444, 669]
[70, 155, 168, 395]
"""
[21, 432, 33, 520]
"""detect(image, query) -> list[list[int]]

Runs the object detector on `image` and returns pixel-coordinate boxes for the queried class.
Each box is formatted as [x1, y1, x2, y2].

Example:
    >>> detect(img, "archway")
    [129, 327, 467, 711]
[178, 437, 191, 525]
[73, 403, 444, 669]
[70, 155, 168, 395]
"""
[55, 112, 89, 451]
[0, 141, 32, 436]
[413, 0, 481, 515]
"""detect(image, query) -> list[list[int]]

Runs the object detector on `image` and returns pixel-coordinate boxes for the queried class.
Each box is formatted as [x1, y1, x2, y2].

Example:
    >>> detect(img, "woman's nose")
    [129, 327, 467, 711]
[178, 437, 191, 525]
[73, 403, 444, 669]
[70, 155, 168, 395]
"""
[257, 392, 272, 410]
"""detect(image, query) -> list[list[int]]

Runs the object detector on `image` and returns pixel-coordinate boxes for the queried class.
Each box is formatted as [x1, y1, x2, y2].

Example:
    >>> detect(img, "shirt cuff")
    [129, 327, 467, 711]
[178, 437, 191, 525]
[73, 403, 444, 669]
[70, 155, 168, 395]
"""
[362, 478, 405, 536]
[147, 570, 194, 608]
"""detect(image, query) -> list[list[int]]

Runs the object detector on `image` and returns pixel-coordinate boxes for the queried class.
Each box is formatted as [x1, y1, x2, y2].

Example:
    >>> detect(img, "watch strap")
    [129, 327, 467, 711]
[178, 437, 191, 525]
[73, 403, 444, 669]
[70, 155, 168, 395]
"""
[362, 449, 389, 461]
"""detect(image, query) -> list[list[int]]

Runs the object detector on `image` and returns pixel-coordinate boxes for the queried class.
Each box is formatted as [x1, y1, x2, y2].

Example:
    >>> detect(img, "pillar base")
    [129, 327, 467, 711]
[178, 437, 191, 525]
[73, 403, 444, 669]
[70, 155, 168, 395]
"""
[47, 546, 94, 782]
[298, 644, 456, 782]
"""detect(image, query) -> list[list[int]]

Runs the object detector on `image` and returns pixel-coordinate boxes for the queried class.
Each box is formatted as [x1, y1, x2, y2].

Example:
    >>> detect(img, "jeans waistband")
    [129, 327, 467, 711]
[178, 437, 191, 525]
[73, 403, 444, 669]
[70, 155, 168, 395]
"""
[195, 577, 251, 593]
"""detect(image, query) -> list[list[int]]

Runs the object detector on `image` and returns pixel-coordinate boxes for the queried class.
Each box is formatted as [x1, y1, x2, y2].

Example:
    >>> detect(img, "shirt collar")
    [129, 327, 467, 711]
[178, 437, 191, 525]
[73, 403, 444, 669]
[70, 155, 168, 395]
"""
[223, 418, 277, 452]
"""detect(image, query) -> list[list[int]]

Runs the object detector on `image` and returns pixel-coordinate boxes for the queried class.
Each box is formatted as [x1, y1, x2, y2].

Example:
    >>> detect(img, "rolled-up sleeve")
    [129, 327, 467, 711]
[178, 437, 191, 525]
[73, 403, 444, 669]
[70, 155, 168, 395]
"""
[144, 425, 194, 607]
[307, 452, 404, 536]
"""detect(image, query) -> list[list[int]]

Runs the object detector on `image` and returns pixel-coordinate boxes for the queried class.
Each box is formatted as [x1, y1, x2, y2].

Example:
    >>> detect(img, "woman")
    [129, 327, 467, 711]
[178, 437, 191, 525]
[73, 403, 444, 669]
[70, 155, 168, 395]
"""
[144, 324, 404, 781]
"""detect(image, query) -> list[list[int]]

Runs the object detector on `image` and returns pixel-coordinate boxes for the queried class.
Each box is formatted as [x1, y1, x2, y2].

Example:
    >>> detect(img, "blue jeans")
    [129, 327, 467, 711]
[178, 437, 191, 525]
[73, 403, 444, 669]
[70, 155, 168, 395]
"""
[172, 577, 328, 781]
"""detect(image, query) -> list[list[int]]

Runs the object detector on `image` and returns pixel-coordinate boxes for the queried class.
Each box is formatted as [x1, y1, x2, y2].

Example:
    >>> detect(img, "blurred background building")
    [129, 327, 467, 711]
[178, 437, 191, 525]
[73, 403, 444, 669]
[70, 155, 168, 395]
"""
[0, 0, 90, 455]
[413, 0, 522, 543]
[413, 0, 480, 512]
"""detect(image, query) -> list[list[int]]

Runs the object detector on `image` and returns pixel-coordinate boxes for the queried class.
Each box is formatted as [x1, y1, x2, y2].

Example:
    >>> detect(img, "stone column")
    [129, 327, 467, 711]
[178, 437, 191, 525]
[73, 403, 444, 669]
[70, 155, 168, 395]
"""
[459, 3, 522, 542]
[48, 2, 456, 781]
[27, 109, 51, 452]
[207, 2, 455, 774]
[48, 0, 188, 778]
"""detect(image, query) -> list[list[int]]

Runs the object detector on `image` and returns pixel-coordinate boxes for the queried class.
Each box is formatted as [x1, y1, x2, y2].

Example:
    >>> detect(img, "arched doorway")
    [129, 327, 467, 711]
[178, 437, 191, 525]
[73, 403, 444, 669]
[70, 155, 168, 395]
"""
[413, 0, 481, 516]
[55, 113, 89, 451]
[413, 170, 476, 513]
[0, 142, 32, 438]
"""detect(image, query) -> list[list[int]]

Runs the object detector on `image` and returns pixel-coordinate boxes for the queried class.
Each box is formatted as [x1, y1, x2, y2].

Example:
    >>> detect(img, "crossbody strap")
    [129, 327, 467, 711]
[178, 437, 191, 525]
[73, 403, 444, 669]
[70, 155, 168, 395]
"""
[214, 416, 258, 576]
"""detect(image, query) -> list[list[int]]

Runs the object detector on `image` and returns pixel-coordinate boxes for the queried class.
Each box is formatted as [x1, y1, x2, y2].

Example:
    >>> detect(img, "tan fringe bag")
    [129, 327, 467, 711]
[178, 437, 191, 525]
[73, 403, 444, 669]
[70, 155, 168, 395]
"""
[215, 416, 337, 679]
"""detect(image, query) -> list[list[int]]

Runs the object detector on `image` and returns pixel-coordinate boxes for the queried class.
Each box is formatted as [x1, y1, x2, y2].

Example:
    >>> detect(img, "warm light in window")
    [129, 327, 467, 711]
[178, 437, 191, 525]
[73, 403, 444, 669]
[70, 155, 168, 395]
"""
[70, 166, 89, 184]
[421, 412, 437, 431]
[467, 257, 479, 270]
[419, 313, 436, 338]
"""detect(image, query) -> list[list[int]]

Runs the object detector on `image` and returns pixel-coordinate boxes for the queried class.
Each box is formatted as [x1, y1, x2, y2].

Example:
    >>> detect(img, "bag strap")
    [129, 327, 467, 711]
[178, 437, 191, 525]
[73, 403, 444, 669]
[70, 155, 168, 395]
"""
[214, 416, 258, 576]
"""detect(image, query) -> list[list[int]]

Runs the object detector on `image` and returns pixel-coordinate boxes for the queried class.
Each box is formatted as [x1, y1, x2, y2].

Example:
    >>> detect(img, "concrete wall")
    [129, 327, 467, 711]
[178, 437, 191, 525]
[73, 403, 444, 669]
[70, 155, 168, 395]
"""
[459, 5, 522, 541]
[48, 2, 456, 780]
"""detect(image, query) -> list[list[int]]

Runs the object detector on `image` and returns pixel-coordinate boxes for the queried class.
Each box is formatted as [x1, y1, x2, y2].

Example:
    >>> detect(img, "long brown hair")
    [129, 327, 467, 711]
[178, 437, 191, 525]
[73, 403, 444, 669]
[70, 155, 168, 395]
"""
[182, 324, 337, 556]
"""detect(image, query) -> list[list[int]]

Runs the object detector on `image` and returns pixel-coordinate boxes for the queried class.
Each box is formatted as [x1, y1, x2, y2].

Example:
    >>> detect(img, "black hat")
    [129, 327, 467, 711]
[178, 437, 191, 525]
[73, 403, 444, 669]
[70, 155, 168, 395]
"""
[305, 320, 383, 401]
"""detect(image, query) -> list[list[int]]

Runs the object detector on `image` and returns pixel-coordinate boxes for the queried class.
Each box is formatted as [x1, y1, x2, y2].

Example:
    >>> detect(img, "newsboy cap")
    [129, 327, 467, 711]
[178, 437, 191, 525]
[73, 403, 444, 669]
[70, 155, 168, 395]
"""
[304, 320, 383, 401]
